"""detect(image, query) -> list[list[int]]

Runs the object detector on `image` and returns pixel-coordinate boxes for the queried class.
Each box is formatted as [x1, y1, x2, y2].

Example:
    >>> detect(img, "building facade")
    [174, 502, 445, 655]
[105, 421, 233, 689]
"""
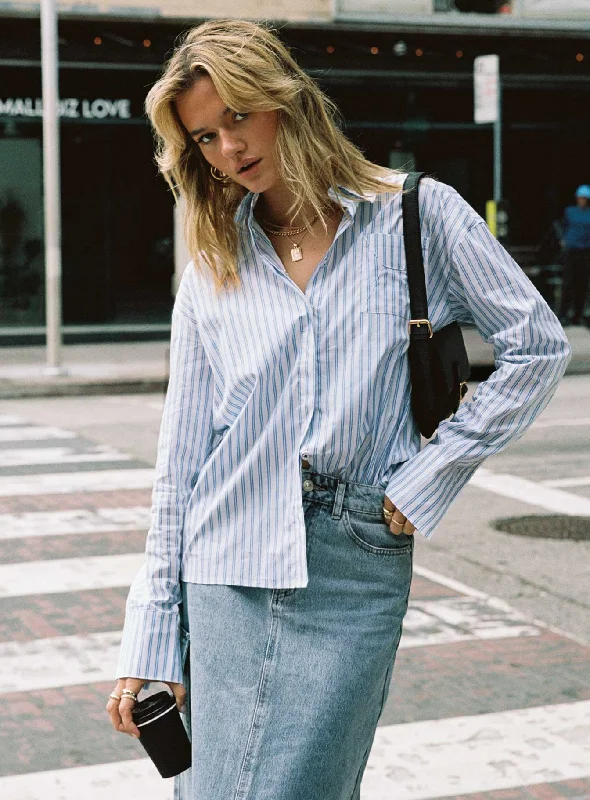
[0, 1, 588, 339]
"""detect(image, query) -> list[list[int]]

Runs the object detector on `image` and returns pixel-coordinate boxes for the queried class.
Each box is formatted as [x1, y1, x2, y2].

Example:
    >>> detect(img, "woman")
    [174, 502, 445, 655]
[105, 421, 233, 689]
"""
[107, 19, 571, 799]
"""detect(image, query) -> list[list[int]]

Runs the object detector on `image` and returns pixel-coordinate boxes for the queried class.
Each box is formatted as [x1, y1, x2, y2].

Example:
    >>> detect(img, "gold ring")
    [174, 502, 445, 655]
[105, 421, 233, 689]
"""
[109, 693, 121, 702]
[382, 507, 393, 519]
[121, 689, 138, 702]
[390, 519, 404, 528]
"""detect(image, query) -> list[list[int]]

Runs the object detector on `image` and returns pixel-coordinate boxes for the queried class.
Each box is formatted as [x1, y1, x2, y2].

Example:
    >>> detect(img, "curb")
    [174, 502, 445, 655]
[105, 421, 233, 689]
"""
[0, 378, 167, 400]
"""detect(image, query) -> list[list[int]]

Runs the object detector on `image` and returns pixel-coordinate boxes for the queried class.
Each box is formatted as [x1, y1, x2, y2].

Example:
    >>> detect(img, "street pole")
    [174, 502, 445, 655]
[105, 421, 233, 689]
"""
[475, 54, 505, 238]
[40, 0, 64, 372]
[493, 71, 502, 204]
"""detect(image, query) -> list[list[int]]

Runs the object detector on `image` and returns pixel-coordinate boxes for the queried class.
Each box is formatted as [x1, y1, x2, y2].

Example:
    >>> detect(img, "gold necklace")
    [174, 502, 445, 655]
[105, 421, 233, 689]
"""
[261, 214, 319, 262]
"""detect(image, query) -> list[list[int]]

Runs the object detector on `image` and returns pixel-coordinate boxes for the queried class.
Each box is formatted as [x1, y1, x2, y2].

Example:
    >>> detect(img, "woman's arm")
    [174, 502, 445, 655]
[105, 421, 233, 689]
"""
[385, 188, 571, 537]
[116, 268, 214, 683]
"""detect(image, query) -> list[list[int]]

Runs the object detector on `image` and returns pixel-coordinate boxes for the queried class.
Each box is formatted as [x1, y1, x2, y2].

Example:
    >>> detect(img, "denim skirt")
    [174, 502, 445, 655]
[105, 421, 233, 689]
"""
[175, 467, 413, 800]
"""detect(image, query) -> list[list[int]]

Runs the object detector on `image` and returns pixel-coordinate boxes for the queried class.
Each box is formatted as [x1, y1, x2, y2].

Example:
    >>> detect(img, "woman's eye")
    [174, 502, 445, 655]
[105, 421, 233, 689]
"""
[196, 113, 247, 145]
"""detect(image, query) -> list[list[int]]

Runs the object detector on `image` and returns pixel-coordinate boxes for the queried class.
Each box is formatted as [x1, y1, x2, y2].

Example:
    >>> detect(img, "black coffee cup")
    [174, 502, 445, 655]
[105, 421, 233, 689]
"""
[131, 690, 191, 778]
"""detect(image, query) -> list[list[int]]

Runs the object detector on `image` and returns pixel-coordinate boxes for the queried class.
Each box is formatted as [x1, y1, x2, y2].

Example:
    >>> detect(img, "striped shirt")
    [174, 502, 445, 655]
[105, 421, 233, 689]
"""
[117, 175, 571, 683]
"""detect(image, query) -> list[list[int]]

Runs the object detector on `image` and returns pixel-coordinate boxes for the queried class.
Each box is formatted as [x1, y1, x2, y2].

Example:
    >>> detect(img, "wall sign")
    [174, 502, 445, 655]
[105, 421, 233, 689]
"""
[0, 97, 133, 120]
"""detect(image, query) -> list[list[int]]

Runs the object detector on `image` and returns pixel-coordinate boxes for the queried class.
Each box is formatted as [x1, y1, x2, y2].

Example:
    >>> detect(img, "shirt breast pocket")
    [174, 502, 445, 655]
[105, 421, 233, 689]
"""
[362, 233, 428, 318]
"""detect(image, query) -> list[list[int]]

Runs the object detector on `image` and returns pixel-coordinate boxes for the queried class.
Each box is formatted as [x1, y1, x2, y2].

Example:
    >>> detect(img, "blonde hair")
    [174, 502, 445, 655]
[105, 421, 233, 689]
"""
[145, 19, 398, 291]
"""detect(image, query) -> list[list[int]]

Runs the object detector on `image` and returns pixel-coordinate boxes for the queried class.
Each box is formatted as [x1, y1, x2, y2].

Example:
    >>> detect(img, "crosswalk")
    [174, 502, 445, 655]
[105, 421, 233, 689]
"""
[0, 411, 588, 800]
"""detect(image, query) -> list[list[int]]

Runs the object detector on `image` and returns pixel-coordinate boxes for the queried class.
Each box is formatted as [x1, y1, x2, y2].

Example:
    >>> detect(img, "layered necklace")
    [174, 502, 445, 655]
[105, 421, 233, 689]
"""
[260, 214, 320, 263]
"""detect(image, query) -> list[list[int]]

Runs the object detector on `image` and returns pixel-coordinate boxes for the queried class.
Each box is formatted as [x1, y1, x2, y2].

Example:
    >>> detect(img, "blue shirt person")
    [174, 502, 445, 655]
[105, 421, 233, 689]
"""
[560, 185, 590, 324]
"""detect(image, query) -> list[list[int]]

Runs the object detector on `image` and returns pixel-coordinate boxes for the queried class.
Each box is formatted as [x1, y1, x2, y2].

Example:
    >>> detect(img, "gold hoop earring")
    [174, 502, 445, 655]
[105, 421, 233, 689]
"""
[210, 166, 229, 183]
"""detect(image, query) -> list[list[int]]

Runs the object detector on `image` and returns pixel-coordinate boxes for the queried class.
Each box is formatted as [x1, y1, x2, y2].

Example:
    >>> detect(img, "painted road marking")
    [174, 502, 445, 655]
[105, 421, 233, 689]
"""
[469, 468, 590, 516]
[0, 759, 171, 800]
[0, 595, 540, 692]
[532, 416, 590, 428]
[363, 700, 590, 799]
[0, 631, 122, 693]
[0, 507, 151, 540]
[0, 446, 132, 468]
[413, 564, 489, 600]
[0, 553, 144, 598]
[401, 596, 540, 648]
[0, 415, 25, 426]
[0, 702, 588, 799]
[0, 427, 77, 442]
[0, 468, 154, 496]
[542, 475, 590, 488]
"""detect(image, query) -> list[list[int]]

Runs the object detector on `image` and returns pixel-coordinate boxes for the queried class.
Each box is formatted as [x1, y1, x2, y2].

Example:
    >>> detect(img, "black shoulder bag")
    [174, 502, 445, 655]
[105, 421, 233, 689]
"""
[402, 172, 470, 439]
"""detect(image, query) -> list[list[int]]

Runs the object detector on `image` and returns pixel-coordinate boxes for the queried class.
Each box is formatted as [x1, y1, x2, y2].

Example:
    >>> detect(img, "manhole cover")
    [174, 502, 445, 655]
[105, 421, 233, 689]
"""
[494, 516, 590, 540]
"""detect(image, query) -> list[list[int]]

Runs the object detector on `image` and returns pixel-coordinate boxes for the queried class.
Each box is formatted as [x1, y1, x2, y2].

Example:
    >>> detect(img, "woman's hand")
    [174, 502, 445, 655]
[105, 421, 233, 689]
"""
[383, 495, 416, 536]
[106, 678, 186, 738]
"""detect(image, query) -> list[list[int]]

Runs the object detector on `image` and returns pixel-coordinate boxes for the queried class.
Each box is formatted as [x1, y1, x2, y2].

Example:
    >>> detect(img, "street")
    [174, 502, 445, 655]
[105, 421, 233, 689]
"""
[0, 375, 588, 799]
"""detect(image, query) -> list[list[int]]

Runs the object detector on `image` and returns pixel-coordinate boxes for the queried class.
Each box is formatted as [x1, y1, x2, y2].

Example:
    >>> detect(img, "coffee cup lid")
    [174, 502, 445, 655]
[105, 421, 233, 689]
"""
[131, 691, 176, 727]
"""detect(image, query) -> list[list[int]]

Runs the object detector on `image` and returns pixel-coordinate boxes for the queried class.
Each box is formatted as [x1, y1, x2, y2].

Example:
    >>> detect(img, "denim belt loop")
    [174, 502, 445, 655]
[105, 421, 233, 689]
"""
[331, 480, 347, 520]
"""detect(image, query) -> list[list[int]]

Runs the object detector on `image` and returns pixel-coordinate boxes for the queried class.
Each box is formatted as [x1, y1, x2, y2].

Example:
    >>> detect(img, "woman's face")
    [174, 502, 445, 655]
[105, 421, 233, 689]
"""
[176, 75, 281, 192]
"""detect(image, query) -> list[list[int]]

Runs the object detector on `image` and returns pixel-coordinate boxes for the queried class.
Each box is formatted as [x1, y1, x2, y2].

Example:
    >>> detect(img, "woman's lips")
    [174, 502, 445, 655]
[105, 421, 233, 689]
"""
[238, 158, 262, 175]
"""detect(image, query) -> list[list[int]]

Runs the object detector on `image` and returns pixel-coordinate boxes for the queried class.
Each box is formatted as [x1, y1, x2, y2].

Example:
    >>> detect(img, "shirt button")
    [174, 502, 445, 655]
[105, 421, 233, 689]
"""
[302, 479, 315, 492]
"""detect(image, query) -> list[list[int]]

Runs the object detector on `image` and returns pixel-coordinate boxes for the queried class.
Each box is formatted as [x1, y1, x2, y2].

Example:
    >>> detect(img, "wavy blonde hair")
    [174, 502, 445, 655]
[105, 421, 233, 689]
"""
[145, 19, 398, 291]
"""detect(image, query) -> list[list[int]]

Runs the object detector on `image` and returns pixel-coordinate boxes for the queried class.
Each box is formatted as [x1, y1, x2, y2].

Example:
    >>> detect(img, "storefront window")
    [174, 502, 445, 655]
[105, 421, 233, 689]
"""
[0, 132, 44, 325]
[1, 67, 175, 332]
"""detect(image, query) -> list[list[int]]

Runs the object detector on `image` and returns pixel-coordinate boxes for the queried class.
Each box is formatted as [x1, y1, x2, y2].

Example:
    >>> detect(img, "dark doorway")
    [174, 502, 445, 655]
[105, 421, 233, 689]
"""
[61, 123, 174, 325]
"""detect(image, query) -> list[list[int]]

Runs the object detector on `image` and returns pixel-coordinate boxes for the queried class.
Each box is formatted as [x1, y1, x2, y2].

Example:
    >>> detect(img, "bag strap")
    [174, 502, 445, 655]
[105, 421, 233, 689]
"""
[402, 172, 431, 341]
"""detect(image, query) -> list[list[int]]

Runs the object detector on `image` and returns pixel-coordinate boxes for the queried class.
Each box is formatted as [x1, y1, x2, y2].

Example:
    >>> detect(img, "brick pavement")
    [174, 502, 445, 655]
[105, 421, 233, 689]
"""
[0, 413, 588, 798]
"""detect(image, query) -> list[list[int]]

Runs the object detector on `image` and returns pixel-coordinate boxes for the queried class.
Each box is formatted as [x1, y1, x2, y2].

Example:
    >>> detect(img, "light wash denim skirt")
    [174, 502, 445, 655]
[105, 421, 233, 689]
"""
[175, 467, 413, 800]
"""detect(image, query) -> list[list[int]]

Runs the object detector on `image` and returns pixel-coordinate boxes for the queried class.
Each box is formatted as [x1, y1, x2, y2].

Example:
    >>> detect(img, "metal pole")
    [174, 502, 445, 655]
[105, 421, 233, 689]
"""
[40, 0, 64, 372]
[493, 68, 502, 204]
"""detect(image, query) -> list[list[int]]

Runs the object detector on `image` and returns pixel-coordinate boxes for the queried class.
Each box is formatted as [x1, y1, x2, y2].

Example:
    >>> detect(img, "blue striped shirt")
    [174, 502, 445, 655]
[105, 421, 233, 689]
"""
[117, 175, 571, 683]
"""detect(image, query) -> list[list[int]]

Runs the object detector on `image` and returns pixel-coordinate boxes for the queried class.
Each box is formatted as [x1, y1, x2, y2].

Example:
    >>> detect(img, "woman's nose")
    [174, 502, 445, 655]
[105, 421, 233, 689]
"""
[219, 131, 244, 159]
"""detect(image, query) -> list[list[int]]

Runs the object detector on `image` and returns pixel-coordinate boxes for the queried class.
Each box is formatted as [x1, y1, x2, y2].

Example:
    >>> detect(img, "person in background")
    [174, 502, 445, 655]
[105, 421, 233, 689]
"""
[559, 184, 590, 326]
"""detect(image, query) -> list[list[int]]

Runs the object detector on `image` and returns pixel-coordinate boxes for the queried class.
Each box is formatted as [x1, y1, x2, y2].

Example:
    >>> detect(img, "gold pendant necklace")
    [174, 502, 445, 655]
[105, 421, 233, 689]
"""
[287, 233, 306, 262]
[261, 213, 319, 262]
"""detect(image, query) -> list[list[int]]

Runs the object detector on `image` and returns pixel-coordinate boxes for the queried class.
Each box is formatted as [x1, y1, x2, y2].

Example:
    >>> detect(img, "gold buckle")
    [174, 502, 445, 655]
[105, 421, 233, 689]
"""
[459, 381, 468, 407]
[408, 319, 433, 338]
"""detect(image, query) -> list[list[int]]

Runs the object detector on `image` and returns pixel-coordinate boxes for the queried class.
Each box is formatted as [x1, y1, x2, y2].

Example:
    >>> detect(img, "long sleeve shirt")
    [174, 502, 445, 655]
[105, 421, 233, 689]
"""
[116, 175, 571, 684]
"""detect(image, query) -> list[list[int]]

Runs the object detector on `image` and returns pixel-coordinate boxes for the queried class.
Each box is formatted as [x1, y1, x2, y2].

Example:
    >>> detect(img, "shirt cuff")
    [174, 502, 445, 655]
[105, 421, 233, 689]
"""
[385, 458, 478, 539]
[115, 606, 184, 684]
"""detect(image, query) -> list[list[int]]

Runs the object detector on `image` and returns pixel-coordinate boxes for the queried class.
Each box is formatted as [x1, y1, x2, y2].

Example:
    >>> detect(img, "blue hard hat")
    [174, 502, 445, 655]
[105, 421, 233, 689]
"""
[575, 185, 590, 198]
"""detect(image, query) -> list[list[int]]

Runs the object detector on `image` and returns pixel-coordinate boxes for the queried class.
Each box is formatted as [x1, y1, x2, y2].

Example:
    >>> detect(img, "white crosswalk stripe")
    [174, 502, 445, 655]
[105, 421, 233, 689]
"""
[0, 594, 541, 693]
[0, 702, 588, 800]
[0, 468, 154, 496]
[364, 700, 590, 799]
[0, 446, 132, 468]
[469, 467, 590, 515]
[0, 553, 145, 598]
[0, 507, 151, 540]
[541, 475, 590, 488]
[0, 426, 77, 442]
[0, 415, 25, 426]
[0, 631, 122, 693]
[0, 759, 171, 800]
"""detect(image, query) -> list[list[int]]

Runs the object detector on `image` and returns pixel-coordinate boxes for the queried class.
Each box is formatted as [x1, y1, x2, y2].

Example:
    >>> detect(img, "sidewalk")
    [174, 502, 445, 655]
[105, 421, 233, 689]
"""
[0, 341, 169, 398]
[0, 326, 589, 399]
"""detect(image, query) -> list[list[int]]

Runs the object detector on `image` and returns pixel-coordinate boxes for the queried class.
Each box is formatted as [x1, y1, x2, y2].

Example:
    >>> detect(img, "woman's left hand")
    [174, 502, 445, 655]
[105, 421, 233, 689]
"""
[383, 495, 416, 536]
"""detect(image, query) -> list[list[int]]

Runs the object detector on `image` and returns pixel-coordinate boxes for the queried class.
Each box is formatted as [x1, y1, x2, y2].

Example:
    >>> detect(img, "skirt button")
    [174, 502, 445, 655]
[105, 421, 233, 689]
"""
[302, 479, 315, 492]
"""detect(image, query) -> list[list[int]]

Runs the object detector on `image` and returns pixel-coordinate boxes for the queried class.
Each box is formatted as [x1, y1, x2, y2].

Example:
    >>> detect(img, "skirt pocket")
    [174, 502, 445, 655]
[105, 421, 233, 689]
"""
[341, 508, 413, 556]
